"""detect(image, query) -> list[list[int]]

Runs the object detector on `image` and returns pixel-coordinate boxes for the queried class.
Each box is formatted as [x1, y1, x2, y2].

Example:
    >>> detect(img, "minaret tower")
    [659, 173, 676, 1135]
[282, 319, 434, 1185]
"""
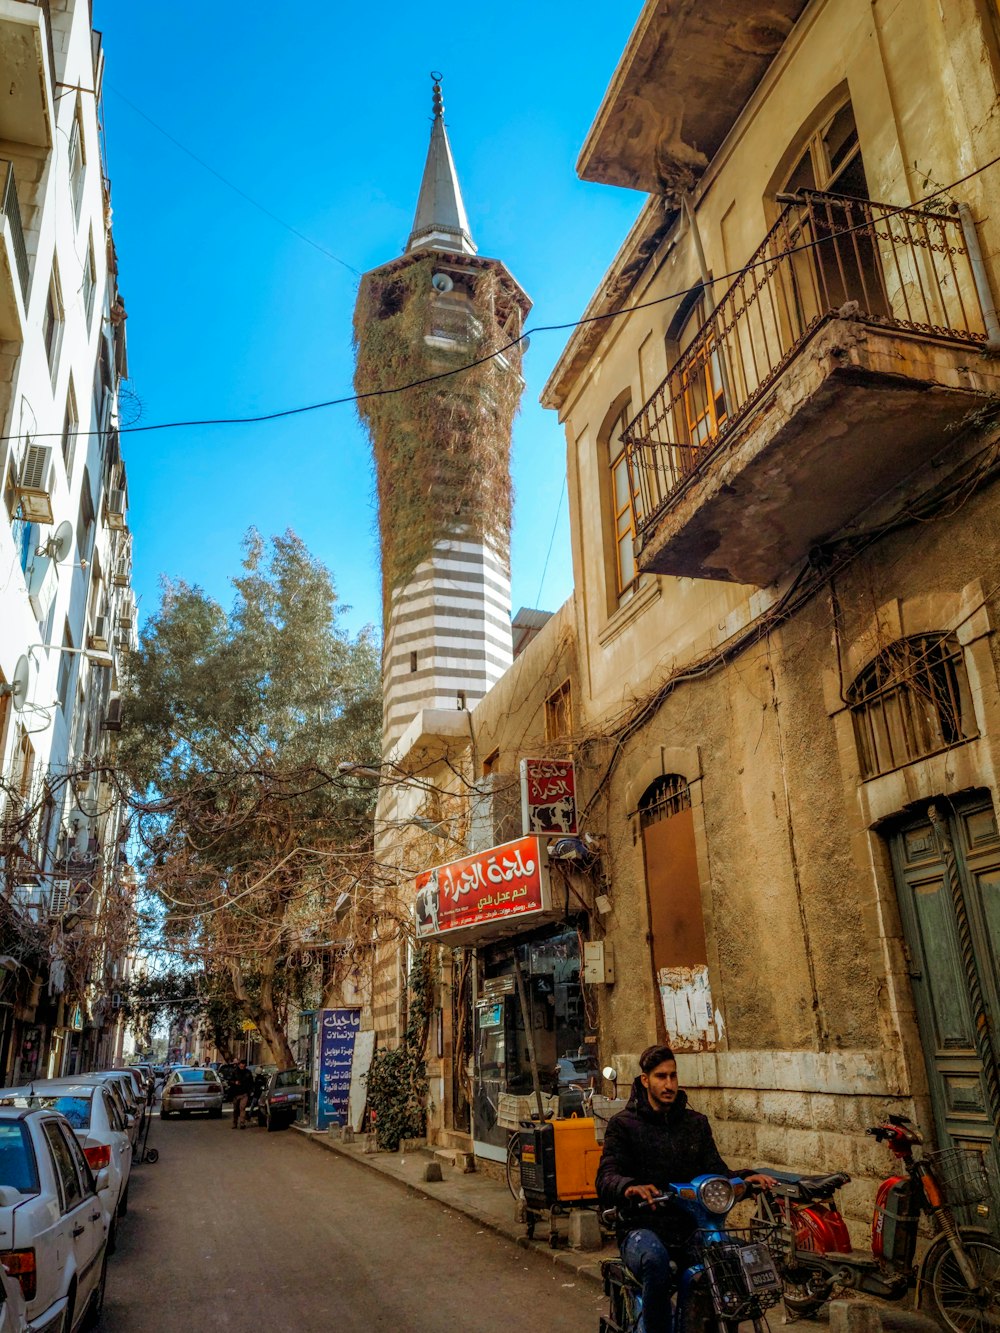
[355, 77, 531, 756]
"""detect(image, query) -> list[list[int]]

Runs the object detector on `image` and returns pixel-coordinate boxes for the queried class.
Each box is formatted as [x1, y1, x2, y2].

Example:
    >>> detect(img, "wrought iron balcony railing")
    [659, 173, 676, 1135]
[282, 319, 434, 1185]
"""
[624, 192, 990, 540]
[0, 160, 29, 303]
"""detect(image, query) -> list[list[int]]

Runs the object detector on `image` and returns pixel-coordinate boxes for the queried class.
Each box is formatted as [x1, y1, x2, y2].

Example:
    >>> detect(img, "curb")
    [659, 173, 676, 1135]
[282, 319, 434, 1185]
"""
[293, 1125, 607, 1287]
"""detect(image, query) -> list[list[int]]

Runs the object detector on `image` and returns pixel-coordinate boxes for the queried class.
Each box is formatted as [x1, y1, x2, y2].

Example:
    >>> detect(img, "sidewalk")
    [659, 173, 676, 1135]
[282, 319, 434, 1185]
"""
[293, 1125, 616, 1286]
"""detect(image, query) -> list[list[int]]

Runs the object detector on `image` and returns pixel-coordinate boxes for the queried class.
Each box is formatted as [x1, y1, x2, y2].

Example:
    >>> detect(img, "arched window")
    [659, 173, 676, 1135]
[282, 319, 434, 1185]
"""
[782, 99, 869, 200]
[848, 634, 977, 778]
[637, 775, 715, 1050]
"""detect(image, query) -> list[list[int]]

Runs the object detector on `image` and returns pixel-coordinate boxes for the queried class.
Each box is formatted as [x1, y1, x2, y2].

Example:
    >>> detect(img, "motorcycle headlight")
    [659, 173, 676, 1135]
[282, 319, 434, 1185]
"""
[699, 1177, 736, 1214]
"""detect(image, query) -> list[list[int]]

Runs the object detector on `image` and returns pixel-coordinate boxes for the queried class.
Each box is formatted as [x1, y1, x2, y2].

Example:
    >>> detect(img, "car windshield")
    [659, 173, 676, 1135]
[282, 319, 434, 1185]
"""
[275, 1070, 304, 1089]
[0, 1122, 39, 1195]
[176, 1070, 219, 1084]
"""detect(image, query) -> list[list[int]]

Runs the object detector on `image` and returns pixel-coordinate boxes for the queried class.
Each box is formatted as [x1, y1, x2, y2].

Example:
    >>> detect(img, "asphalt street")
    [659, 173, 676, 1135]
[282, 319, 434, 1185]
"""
[97, 1106, 605, 1332]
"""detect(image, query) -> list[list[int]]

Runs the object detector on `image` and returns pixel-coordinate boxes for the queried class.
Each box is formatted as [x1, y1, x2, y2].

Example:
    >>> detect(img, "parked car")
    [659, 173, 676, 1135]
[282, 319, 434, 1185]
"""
[255, 1069, 308, 1132]
[126, 1064, 155, 1102]
[0, 1081, 132, 1252]
[0, 1105, 108, 1331]
[66, 1073, 143, 1152]
[159, 1069, 224, 1119]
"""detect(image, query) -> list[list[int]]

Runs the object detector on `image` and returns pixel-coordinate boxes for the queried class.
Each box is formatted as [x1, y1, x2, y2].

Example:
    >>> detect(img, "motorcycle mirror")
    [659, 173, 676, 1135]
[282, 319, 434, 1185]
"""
[602, 1066, 618, 1082]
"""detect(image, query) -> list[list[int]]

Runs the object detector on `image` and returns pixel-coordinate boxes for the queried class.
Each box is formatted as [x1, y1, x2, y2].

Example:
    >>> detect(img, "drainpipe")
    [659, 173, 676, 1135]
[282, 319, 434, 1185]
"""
[681, 193, 735, 415]
[957, 202, 1000, 353]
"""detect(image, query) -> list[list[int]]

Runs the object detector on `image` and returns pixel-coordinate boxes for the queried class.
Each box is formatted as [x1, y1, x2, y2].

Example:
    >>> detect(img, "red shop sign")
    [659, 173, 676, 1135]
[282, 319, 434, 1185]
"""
[519, 758, 578, 836]
[413, 836, 554, 945]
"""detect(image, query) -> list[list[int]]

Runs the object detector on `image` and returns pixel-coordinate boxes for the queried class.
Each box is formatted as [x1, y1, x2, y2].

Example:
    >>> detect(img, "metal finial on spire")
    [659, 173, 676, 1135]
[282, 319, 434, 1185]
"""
[406, 72, 476, 256]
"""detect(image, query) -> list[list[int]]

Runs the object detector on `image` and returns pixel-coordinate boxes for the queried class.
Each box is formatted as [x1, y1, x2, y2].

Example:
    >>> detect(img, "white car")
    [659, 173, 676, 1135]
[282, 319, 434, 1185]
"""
[67, 1074, 142, 1152]
[0, 1083, 132, 1250]
[0, 1106, 108, 1332]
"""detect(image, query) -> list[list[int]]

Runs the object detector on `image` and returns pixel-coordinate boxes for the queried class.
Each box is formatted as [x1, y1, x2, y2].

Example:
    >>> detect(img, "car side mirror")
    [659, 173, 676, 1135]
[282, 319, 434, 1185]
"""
[95, 1168, 110, 1194]
[0, 1186, 21, 1207]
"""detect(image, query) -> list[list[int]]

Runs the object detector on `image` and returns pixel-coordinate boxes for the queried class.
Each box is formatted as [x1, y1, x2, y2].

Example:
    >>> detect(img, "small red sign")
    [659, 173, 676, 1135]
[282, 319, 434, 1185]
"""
[520, 758, 578, 836]
[413, 836, 551, 942]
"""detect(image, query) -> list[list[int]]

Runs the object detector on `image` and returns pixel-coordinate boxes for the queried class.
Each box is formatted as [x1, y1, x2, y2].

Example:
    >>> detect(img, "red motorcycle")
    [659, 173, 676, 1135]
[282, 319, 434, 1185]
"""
[752, 1115, 999, 1333]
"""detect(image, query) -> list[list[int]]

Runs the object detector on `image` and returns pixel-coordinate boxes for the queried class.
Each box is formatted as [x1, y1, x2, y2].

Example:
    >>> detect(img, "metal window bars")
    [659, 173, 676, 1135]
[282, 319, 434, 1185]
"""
[624, 192, 989, 540]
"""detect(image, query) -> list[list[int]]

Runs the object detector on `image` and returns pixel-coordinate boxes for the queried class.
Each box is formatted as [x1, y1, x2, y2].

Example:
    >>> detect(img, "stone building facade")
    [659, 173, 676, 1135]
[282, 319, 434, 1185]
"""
[370, 0, 1000, 1228]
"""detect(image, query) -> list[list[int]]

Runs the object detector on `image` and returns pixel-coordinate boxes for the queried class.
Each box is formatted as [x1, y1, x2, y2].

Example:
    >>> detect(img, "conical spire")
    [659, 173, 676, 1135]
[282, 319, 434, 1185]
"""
[406, 75, 477, 257]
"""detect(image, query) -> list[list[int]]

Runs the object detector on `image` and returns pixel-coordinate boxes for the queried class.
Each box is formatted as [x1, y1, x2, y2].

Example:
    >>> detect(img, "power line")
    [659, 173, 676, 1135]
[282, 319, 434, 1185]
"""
[5, 152, 999, 447]
[106, 83, 362, 279]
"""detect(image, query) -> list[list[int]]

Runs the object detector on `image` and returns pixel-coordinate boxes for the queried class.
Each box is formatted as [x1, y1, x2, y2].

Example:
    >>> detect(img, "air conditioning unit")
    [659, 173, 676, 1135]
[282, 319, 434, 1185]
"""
[49, 879, 71, 918]
[87, 616, 109, 652]
[117, 594, 134, 630]
[102, 692, 122, 731]
[16, 445, 53, 523]
[112, 557, 130, 588]
[12, 883, 46, 923]
[105, 488, 126, 530]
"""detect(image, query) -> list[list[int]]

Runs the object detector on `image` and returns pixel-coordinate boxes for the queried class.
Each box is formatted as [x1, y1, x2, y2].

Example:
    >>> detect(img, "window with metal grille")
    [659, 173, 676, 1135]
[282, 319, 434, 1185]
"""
[638, 774, 692, 829]
[847, 634, 976, 778]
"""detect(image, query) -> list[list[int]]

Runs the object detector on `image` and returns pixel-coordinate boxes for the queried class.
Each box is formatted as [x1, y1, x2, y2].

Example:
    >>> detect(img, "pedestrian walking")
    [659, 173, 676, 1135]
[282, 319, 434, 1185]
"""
[231, 1059, 255, 1129]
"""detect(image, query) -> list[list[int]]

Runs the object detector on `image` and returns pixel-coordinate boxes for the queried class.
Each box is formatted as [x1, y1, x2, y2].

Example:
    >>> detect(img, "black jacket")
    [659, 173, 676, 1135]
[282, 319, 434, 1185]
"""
[595, 1078, 734, 1246]
[231, 1067, 255, 1098]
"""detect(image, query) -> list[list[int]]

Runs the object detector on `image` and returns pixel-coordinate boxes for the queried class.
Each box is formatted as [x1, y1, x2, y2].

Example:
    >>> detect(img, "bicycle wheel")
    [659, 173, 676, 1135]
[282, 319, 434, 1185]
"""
[506, 1133, 522, 1198]
[923, 1232, 1000, 1333]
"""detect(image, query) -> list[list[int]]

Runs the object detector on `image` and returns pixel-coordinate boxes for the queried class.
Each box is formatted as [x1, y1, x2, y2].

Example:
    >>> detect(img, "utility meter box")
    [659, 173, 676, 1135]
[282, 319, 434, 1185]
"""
[583, 940, 614, 984]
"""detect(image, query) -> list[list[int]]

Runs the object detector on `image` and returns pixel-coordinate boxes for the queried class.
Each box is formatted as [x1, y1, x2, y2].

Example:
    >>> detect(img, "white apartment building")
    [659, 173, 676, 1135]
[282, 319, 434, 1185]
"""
[0, 0, 136, 1079]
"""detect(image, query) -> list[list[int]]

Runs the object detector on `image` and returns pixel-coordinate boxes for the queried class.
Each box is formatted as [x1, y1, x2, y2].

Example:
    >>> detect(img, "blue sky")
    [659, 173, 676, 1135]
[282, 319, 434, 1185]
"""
[94, 4, 642, 639]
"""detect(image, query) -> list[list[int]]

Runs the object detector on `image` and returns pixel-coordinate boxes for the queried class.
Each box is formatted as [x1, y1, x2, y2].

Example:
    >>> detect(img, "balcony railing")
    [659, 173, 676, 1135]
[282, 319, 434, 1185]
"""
[624, 193, 989, 540]
[0, 160, 28, 302]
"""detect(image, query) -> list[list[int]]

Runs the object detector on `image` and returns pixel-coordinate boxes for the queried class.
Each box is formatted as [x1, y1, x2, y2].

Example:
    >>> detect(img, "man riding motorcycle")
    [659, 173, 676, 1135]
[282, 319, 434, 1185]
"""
[596, 1044, 775, 1333]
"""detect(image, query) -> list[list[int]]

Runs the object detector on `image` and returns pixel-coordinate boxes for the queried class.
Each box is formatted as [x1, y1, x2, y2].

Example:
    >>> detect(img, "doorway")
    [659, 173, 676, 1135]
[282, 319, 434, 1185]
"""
[888, 793, 1000, 1187]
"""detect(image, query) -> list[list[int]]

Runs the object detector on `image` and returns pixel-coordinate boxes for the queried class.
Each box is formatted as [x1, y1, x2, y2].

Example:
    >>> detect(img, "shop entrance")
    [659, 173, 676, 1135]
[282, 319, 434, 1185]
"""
[472, 926, 595, 1161]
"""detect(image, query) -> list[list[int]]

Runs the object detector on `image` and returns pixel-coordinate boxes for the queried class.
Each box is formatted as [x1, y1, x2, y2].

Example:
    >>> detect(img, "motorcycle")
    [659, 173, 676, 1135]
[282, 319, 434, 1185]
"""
[752, 1114, 1000, 1333]
[600, 1174, 782, 1333]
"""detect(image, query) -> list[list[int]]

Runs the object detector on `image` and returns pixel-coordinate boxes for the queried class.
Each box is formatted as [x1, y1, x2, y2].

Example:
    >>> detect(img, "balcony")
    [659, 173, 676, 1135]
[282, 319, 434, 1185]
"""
[624, 193, 1000, 585]
[0, 160, 28, 338]
[0, 0, 55, 146]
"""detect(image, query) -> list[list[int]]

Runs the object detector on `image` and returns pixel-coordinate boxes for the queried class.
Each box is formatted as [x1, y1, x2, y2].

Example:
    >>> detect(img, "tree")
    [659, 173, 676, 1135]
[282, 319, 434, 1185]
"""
[120, 531, 382, 1064]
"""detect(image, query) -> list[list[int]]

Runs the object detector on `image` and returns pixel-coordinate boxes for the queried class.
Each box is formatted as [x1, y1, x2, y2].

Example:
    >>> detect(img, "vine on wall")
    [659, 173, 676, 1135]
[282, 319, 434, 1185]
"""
[353, 254, 523, 617]
[364, 946, 434, 1151]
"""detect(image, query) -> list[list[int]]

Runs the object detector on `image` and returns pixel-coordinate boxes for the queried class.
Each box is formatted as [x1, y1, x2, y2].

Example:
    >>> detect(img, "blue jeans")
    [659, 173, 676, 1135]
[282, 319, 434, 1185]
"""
[622, 1229, 676, 1333]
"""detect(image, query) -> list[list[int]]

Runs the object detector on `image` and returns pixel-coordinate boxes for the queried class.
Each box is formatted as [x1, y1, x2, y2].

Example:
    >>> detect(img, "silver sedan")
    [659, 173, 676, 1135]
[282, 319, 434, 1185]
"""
[159, 1069, 224, 1118]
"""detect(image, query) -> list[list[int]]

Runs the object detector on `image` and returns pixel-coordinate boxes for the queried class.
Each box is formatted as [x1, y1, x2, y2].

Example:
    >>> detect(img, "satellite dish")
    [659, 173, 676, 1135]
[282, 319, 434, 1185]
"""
[0, 656, 30, 712]
[35, 520, 74, 562]
[50, 520, 74, 562]
[431, 272, 454, 293]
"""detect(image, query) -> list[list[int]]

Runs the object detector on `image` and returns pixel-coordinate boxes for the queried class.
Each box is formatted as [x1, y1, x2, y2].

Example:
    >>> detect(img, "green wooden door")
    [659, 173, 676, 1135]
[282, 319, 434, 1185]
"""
[890, 795, 1000, 1190]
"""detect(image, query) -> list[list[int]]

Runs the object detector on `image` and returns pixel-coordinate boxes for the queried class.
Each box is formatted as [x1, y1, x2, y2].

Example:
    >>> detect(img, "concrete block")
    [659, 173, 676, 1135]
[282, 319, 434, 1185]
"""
[456, 1152, 476, 1174]
[829, 1301, 883, 1333]
[423, 1161, 443, 1182]
[363, 1132, 379, 1154]
[568, 1209, 602, 1250]
[341, 1127, 355, 1144]
[325, 1124, 341, 1139]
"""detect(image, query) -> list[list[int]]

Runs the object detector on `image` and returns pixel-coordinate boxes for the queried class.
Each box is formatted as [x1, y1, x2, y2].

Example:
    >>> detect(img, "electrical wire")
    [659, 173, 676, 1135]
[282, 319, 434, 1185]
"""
[105, 83, 362, 279]
[4, 152, 999, 448]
